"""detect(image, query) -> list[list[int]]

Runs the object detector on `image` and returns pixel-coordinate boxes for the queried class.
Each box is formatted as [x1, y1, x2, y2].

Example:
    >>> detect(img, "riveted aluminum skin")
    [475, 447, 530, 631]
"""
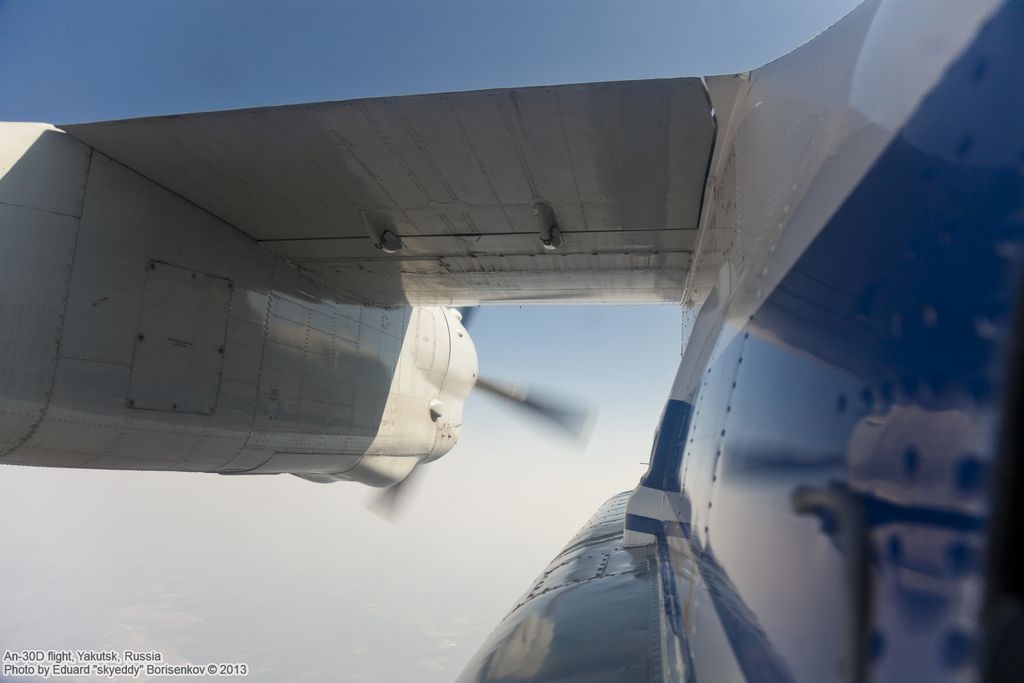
[0, 125, 475, 485]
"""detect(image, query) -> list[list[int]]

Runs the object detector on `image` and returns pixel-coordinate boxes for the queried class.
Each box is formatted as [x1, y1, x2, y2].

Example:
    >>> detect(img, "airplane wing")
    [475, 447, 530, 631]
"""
[62, 78, 715, 306]
[456, 492, 667, 683]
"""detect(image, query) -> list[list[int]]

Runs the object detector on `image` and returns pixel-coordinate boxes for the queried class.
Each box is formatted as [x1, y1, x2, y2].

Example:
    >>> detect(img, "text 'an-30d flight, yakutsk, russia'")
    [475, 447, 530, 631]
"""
[1, 0, 1023, 680]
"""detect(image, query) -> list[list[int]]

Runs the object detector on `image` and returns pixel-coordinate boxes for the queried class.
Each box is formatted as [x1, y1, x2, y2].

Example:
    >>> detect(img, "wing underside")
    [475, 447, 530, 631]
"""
[63, 78, 714, 306]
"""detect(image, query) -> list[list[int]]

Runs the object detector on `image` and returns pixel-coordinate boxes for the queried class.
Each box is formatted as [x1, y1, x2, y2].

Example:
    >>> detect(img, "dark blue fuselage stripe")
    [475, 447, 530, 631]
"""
[632, 514, 796, 683]
[639, 399, 693, 491]
[655, 532, 698, 683]
[626, 513, 691, 538]
[625, 513, 663, 536]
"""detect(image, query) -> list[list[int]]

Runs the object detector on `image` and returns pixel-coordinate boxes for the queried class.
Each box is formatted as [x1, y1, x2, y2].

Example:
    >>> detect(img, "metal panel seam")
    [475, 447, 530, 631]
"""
[0, 148, 93, 458]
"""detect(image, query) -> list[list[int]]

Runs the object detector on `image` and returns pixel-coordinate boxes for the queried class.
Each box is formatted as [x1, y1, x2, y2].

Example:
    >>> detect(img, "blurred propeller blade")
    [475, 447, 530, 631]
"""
[475, 376, 592, 440]
[368, 465, 423, 521]
[456, 306, 478, 330]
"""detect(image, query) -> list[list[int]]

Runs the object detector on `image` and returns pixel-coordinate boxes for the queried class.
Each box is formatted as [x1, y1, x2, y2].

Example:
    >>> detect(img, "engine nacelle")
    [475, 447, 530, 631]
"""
[331, 306, 479, 486]
[0, 124, 477, 487]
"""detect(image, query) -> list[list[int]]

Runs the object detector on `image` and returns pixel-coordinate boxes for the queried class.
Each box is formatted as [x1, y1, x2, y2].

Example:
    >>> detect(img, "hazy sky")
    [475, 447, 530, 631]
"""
[0, 1, 860, 681]
[1, 305, 683, 683]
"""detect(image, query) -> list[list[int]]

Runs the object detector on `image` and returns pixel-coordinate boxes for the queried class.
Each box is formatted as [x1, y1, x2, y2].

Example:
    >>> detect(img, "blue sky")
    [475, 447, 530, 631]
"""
[1, 0, 860, 123]
[0, 1, 862, 681]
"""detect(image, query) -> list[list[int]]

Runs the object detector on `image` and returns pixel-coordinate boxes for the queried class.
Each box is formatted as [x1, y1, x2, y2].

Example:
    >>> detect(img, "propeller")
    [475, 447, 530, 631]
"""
[456, 305, 478, 330]
[473, 376, 591, 439]
[459, 305, 591, 439]
[371, 306, 594, 520]
[369, 464, 422, 521]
